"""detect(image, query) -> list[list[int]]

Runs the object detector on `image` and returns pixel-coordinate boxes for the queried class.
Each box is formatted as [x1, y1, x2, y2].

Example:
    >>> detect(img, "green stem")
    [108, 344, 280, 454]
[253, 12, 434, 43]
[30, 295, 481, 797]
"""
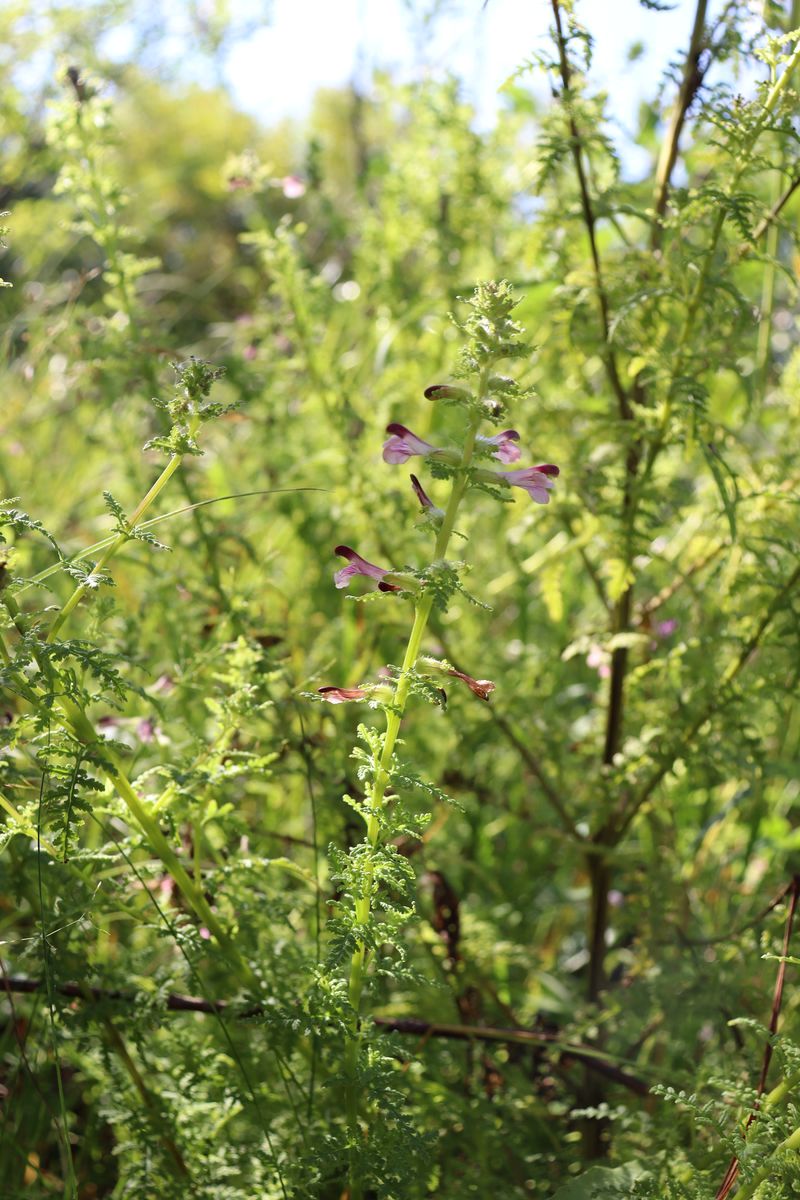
[102, 1018, 190, 1178]
[730, 1123, 800, 1200]
[764, 1067, 800, 1112]
[60, 695, 251, 980]
[46, 451, 185, 644]
[633, 37, 800, 509]
[3, 587, 252, 986]
[343, 396, 484, 1196]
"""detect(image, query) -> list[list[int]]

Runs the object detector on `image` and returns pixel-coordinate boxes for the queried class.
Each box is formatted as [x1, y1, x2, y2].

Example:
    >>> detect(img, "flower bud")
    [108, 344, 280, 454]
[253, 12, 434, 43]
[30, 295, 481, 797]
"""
[424, 384, 472, 403]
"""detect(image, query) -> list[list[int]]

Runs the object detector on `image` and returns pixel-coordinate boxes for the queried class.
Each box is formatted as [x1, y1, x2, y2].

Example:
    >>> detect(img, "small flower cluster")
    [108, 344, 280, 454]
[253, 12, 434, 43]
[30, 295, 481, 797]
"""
[324, 350, 560, 680]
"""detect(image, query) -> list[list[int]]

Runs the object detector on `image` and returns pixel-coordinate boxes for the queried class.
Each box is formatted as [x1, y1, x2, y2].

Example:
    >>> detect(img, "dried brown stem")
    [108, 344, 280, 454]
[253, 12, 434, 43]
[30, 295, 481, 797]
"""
[549, 0, 629, 420]
[715, 876, 800, 1200]
[651, 0, 710, 250]
[0, 975, 650, 1097]
[488, 710, 582, 840]
[615, 562, 800, 841]
[637, 544, 725, 622]
[747, 174, 800, 246]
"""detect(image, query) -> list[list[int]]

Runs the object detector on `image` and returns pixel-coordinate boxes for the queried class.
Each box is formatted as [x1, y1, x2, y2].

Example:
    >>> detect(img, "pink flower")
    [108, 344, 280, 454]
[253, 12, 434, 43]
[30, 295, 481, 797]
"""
[333, 545, 400, 591]
[383, 423, 440, 464]
[655, 618, 678, 638]
[448, 668, 496, 701]
[476, 429, 521, 463]
[318, 686, 369, 703]
[281, 175, 306, 199]
[587, 644, 611, 680]
[496, 464, 559, 504]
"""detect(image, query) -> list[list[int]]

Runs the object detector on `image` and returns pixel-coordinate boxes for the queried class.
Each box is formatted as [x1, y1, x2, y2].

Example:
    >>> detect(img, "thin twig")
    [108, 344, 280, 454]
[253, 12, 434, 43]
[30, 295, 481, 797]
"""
[1, 976, 650, 1097]
[488, 710, 583, 840]
[651, 0, 710, 251]
[715, 876, 800, 1200]
[636, 544, 725, 622]
[659, 876, 796, 947]
[616, 562, 800, 840]
[549, 0, 629, 420]
[747, 174, 800, 247]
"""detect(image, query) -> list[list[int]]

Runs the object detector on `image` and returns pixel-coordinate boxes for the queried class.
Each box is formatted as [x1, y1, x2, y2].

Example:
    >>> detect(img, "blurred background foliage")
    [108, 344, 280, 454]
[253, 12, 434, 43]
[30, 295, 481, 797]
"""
[2, 1, 800, 1197]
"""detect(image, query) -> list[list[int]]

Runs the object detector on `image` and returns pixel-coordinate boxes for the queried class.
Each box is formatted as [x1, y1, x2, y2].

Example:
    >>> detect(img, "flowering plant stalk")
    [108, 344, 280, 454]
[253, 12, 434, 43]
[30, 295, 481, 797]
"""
[320, 282, 559, 1196]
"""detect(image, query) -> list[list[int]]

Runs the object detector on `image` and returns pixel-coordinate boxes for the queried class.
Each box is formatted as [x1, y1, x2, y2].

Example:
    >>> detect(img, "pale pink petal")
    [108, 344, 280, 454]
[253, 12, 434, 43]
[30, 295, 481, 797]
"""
[477, 429, 521, 463]
[333, 544, 390, 588]
[281, 175, 306, 199]
[383, 423, 439, 464]
[496, 464, 559, 504]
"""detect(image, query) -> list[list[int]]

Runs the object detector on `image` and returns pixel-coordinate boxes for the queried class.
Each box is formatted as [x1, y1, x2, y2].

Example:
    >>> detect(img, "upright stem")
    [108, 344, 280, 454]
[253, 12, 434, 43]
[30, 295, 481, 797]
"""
[343, 399, 483, 1196]
[550, 0, 629, 421]
[584, 32, 800, 1059]
[46, 449, 186, 643]
[651, 0, 709, 250]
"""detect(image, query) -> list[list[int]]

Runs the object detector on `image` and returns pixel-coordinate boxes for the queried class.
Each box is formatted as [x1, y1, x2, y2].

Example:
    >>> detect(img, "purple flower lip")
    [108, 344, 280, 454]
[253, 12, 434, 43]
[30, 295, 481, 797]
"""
[318, 686, 369, 703]
[383, 423, 440, 464]
[333, 544, 399, 591]
[476, 429, 521, 464]
[333, 545, 405, 592]
[495, 464, 560, 504]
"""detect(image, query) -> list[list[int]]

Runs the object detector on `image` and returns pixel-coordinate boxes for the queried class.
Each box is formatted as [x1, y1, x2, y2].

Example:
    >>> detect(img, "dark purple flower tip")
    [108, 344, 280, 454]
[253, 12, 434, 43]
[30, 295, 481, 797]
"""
[318, 686, 369, 703]
[409, 474, 444, 519]
[534, 463, 560, 477]
[424, 383, 472, 402]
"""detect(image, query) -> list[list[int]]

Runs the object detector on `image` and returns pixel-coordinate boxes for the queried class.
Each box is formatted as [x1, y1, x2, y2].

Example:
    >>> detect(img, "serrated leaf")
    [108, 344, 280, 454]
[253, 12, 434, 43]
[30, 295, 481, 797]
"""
[550, 1162, 648, 1199]
[700, 440, 738, 542]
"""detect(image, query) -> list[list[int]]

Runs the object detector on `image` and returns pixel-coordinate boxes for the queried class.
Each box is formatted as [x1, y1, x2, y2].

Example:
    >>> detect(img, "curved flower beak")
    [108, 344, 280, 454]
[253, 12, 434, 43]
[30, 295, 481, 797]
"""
[410, 473, 445, 520]
[318, 686, 369, 703]
[476, 429, 521, 463]
[333, 545, 400, 590]
[495, 464, 560, 504]
[383, 423, 439, 464]
[447, 668, 496, 701]
[424, 383, 472, 402]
